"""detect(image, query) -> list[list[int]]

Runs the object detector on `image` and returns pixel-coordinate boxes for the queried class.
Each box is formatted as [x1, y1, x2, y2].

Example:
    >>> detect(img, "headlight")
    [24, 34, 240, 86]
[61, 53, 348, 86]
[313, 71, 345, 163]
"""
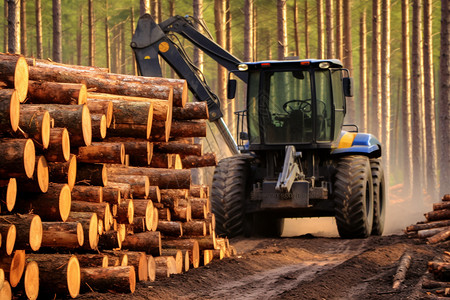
[238, 64, 248, 71]
[319, 62, 331, 69]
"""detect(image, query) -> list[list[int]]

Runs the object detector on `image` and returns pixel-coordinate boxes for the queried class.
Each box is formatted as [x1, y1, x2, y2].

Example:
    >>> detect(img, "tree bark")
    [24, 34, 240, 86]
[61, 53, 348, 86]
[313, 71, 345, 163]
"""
[0, 138, 35, 179]
[70, 185, 103, 203]
[293, 0, 300, 57]
[0, 214, 42, 251]
[277, 0, 288, 59]
[181, 153, 217, 169]
[439, 0, 450, 197]
[67, 212, 99, 250]
[0, 55, 28, 103]
[76, 254, 108, 268]
[27, 81, 87, 105]
[182, 220, 206, 236]
[20, 0, 26, 55]
[425, 209, 450, 222]
[0, 249, 25, 287]
[80, 266, 135, 293]
[193, 0, 204, 71]
[86, 99, 113, 128]
[316, 0, 324, 59]
[0, 223, 16, 255]
[77, 9, 83, 65]
[214, 0, 227, 122]
[109, 175, 149, 199]
[41, 221, 83, 248]
[104, 138, 152, 167]
[343, 0, 354, 123]
[77, 142, 125, 165]
[157, 220, 182, 237]
[154, 256, 177, 278]
[133, 199, 154, 231]
[91, 113, 107, 140]
[0, 89, 20, 133]
[7, 0, 20, 54]
[406, 219, 450, 232]
[381, 0, 391, 179]
[371, 0, 382, 139]
[17, 155, 48, 193]
[34, 0, 42, 58]
[172, 102, 209, 120]
[153, 142, 202, 156]
[18, 105, 51, 149]
[121, 231, 161, 256]
[88, 0, 95, 66]
[244, 0, 253, 62]
[325, 0, 334, 58]
[52, 0, 62, 62]
[359, 10, 368, 132]
[115, 198, 134, 225]
[162, 238, 200, 268]
[43, 128, 70, 162]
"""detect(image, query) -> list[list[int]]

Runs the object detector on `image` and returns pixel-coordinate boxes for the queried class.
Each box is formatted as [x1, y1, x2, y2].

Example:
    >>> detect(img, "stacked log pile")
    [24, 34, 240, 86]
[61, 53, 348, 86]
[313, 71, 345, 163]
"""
[0, 53, 233, 299]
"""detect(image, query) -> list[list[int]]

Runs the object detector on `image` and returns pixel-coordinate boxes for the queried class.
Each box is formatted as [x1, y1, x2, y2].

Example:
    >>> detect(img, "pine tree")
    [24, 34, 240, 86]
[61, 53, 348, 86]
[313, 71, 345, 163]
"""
[381, 0, 391, 183]
[277, 0, 288, 59]
[52, 0, 62, 62]
[359, 10, 368, 132]
[35, 0, 42, 58]
[7, 0, 20, 54]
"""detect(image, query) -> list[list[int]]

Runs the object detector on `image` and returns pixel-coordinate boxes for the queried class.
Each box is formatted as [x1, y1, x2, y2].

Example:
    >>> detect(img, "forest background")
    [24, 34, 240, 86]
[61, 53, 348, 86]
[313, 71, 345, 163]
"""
[2, 0, 449, 209]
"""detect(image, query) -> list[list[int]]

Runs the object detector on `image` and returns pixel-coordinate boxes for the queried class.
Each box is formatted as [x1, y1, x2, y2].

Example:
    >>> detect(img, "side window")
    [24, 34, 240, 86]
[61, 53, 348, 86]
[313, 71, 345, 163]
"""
[331, 69, 345, 140]
[314, 70, 333, 141]
[247, 72, 260, 144]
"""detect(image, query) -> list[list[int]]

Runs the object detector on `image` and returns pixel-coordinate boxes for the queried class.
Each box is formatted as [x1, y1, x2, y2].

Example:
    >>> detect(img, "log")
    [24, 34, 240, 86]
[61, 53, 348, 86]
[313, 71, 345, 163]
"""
[76, 163, 107, 186]
[182, 221, 207, 236]
[76, 254, 108, 268]
[184, 251, 190, 272]
[86, 99, 113, 128]
[23, 259, 39, 300]
[417, 227, 449, 239]
[0, 280, 11, 300]
[148, 186, 161, 203]
[116, 199, 134, 225]
[108, 174, 149, 199]
[24, 104, 92, 147]
[0, 250, 25, 288]
[150, 153, 171, 168]
[152, 207, 159, 232]
[28, 63, 186, 106]
[190, 184, 209, 198]
[157, 221, 183, 237]
[160, 189, 188, 208]
[181, 153, 217, 168]
[133, 199, 154, 231]
[172, 154, 182, 169]
[128, 217, 146, 233]
[171, 205, 192, 222]
[172, 101, 209, 120]
[425, 209, 450, 222]
[180, 235, 217, 250]
[202, 250, 214, 266]
[102, 187, 121, 205]
[0, 224, 16, 255]
[47, 154, 77, 190]
[17, 155, 49, 193]
[27, 254, 80, 298]
[18, 105, 51, 149]
[27, 81, 87, 105]
[434, 202, 450, 211]
[117, 223, 127, 243]
[158, 207, 171, 221]
[169, 120, 207, 138]
[0, 56, 28, 102]
[0, 268, 4, 291]
[190, 198, 209, 219]
[88, 92, 172, 121]
[30, 57, 109, 72]
[71, 201, 111, 225]
[17, 183, 71, 221]
[103, 251, 128, 266]
[443, 194, 450, 202]
[428, 229, 450, 244]
[111, 100, 153, 127]
[0, 214, 42, 251]
[0, 89, 21, 133]
[98, 230, 121, 250]
[147, 255, 156, 282]
[66, 212, 98, 251]
[0, 138, 35, 179]
[213, 248, 225, 260]
[41, 221, 83, 248]
[43, 127, 70, 162]
[406, 220, 450, 232]
[108, 123, 150, 139]
[148, 120, 171, 142]
[162, 239, 200, 269]
[80, 266, 135, 293]
[154, 256, 177, 278]
[104, 138, 152, 166]
[153, 141, 202, 156]
[106, 182, 131, 199]
[91, 113, 107, 140]
[77, 142, 125, 164]
[121, 231, 161, 256]
[206, 213, 216, 233]
[107, 165, 191, 189]
[0, 178, 16, 212]
[124, 251, 148, 281]
[160, 249, 183, 274]
[70, 185, 103, 203]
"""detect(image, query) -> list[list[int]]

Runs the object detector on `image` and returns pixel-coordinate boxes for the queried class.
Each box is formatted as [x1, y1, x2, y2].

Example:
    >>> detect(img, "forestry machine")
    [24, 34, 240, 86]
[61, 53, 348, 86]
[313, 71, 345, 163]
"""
[131, 14, 386, 238]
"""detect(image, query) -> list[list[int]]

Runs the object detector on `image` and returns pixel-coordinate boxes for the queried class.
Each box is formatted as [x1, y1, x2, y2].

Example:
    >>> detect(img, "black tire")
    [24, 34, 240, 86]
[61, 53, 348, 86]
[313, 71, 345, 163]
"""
[370, 158, 386, 235]
[333, 155, 374, 238]
[211, 155, 251, 238]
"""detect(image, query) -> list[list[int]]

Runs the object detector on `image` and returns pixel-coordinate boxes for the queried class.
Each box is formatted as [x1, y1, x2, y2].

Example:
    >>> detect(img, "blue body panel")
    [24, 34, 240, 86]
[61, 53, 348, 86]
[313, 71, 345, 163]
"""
[332, 132, 382, 158]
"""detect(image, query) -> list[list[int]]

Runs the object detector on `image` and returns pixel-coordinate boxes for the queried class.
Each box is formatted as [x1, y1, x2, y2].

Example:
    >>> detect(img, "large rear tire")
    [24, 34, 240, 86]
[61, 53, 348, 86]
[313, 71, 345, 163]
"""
[333, 155, 374, 238]
[370, 158, 386, 235]
[211, 155, 251, 238]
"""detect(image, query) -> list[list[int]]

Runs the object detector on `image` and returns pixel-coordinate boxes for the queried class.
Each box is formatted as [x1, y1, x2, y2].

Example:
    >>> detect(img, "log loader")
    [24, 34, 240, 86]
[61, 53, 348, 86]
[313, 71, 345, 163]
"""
[131, 14, 386, 238]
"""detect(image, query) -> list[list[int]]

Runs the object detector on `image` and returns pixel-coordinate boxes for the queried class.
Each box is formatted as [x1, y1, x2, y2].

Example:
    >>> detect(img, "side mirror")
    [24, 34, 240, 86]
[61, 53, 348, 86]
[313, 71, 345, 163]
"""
[343, 77, 353, 97]
[227, 79, 237, 99]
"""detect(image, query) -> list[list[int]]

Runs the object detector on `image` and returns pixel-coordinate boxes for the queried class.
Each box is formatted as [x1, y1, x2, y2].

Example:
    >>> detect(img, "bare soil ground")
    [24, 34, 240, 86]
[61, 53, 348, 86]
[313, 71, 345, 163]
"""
[77, 233, 445, 300]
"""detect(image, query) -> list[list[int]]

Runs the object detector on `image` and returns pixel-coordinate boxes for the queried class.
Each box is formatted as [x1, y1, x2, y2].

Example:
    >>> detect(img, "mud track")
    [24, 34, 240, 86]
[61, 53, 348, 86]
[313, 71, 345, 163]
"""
[78, 234, 444, 300]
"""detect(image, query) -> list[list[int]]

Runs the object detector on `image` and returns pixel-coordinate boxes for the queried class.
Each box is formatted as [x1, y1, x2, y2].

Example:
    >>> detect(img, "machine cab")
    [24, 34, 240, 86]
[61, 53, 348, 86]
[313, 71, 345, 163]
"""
[237, 59, 351, 150]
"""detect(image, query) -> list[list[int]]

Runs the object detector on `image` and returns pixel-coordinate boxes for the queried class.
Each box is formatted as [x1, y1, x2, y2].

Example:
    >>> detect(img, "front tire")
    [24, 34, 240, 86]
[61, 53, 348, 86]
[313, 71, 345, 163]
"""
[370, 158, 386, 235]
[211, 155, 251, 238]
[333, 155, 374, 238]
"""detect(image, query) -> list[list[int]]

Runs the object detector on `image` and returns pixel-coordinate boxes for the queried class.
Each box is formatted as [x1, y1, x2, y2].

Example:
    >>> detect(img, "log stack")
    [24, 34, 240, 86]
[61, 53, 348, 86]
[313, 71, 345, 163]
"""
[0, 53, 232, 299]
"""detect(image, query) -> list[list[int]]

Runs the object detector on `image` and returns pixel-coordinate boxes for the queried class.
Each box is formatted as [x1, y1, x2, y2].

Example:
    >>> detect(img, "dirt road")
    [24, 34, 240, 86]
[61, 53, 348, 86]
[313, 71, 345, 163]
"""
[78, 232, 442, 300]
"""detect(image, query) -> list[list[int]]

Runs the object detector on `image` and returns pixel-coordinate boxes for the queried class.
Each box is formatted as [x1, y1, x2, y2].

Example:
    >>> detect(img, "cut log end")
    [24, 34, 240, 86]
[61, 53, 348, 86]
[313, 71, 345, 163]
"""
[78, 84, 88, 105]
[41, 110, 51, 149]
[24, 139, 36, 179]
[0, 279, 11, 299]
[5, 224, 16, 256]
[24, 260, 39, 300]
[37, 156, 49, 193]
[10, 249, 26, 288]
[59, 184, 72, 221]
[77, 222, 84, 247]
[67, 155, 77, 190]
[67, 256, 81, 299]
[81, 105, 92, 146]
[9, 90, 20, 132]
[29, 215, 43, 251]
[14, 57, 29, 103]
[6, 178, 16, 212]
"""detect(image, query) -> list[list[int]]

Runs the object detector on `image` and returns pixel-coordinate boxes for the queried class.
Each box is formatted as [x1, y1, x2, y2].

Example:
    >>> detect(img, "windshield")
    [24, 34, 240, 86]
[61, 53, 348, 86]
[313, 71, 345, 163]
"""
[247, 69, 333, 145]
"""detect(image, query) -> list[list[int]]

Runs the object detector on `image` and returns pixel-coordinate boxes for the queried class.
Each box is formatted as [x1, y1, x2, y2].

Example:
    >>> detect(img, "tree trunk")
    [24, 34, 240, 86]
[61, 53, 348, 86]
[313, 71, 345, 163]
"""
[0, 138, 35, 179]
[91, 113, 106, 140]
[293, 0, 300, 57]
[304, 0, 309, 58]
[88, 0, 95, 66]
[140, 0, 149, 16]
[121, 231, 161, 256]
[359, 10, 368, 132]
[425, 209, 450, 222]
[43, 127, 70, 162]
[66, 212, 99, 250]
[27, 254, 80, 298]
[52, 0, 62, 62]
[193, 0, 204, 71]
[109, 175, 149, 199]
[76, 254, 108, 268]
[77, 142, 125, 164]
[0, 214, 42, 251]
[18, 105, 51, 149]
[115, 198, 134, 224]
[20, 0, 26, 55]
[70, 185, 103, 203]
[325, 0, 334, 58]
[423, 0, 438, 199]
[41, 221, 83, 248]
[316, 0, 324, 59]
[77, 9, 83, 65]
[162, 238, 200, 268]
[411, 0, 424, 200]
[343, 0, 354, 123]
[17, 155, 48, 193]
[335, 0, 343, 60]
[80, 266, 135, 293]
[76, 163, 107, 186]
[381, 0, 391, 180]
[0, 55, 28, 103]
[86, 99, 113, 128]
[47, 155, 76, 190]
[0, 89, 20, 133]
[182, 220, 206, 236]
[181, 153, 217, 169]
[440, 0, 450, 197]
[133, 199, 154, 231]
[277, 0, 288, 59]
[371, 0, 382, 139]
[244, 0, 253, 62]
[154, 256, 177, 277]
[101, 186, 120, 206]
[0, 178, 16, 213]
[104, 138, 152, 167]
[4, 2, 8, 52]
[27, 81, 87, 105]
[7, 0, 20, 54]
[106, 182, 131, 199]
[153, 142, 202, 156]
[0, 222, 16, 255]
[35, 0, 42, 58]
[214, 0, 227, 122]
